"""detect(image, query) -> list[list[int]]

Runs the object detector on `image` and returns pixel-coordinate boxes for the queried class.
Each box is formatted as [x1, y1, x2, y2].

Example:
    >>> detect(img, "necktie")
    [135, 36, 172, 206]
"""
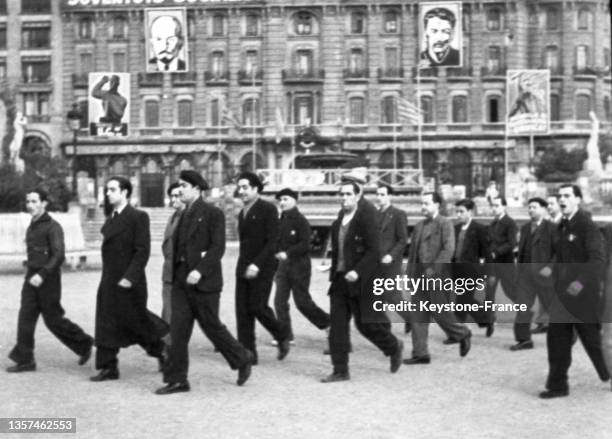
[112, 211, 118, 219]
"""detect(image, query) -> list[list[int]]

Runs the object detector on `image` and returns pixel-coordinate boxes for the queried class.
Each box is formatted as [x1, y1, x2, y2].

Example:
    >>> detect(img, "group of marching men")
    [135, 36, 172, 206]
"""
[6, 170, 612, 398]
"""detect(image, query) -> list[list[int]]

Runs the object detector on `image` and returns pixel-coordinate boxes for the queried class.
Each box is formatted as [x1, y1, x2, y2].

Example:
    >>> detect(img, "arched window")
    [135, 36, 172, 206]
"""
[294, 12, 315, 35]
[240, 153, 265, 173]
[383, 10, 399, 33]
[487, 8, 501, 31]
[348, 97, 365, 125]
[577, 8, 592, 30]
[575, 94, 591, 120]
[451, 95, 468, 123]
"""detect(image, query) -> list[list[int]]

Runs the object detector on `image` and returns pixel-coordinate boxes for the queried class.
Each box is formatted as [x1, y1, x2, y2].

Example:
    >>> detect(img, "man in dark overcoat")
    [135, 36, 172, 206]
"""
[91, 176, 168, 382]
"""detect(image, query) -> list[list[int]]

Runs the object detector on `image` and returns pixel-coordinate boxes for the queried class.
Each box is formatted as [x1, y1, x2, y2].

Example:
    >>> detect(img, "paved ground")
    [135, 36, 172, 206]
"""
[1, 247, 610, 439]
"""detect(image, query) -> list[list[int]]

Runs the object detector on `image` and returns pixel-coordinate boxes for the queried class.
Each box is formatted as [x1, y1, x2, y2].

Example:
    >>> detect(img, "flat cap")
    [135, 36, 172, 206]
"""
[275, 187, 298, 201]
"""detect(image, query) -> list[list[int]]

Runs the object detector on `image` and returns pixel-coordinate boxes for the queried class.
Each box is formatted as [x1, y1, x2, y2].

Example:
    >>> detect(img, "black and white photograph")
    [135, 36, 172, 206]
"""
[418, 2, 463, 68]
[1, 0, 612, 438]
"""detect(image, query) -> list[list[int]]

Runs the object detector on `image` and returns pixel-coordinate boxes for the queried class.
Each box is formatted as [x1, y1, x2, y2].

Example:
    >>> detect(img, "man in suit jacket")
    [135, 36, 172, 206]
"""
[156, 171, 253, 394]
[375, 184, 410, 326]
[404, 192, 471, 365]
[91, 177, 168, 382]
[486, 196, 518, 322]
[321, 181, 403, 382]
[7, 189, 93, 373]
[160, 182, 184, 336]
[452, 198, 492, 335]
[512, 197, 556, 351]
[274, 188, 330, 343]
[235, 172, 291, 364]
[540, 184, 610, 398]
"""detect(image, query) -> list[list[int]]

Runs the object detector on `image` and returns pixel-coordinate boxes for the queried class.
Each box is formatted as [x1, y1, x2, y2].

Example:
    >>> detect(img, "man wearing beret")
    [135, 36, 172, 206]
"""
[235, 172, 291, 364]
[157, 171, 253, 394]
[156, 170, 253, 394]
[274, 188, 330, 345]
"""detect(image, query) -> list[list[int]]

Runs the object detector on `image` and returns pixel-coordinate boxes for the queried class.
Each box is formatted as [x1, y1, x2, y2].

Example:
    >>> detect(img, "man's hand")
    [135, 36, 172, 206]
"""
[345, 271, 359, 282]
[118, 278, 132, 289]
[101, 75, 109, 83]
[275, 252, 288, 261]
[28, 274, 43, 288]
[566, 280, 583, 297]
[539, 266, 552, 278]
[245, 264, 260, 279]
[381, 254, 393, 265]
[186, 270, 202, 285]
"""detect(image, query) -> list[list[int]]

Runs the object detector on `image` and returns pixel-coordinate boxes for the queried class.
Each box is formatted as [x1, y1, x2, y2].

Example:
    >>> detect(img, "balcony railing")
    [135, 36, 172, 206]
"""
[573, 66, 598, 77]
[238, 69, 263, 84]
[481, 66, 507, 79]
[138, 72, 163, 87]
[343, 68, 369, 81]
[171, 71, 197, 86]
[412, 67, 438, 79]
[540, 65, 564, 76]
[204, 70, 230, 85]
[21, 75, 50, 84]
[377, 67, 404, 82]
[281, 69, 325, 83]
[72, 73, 89, 88]
[446, 66, 473, 79]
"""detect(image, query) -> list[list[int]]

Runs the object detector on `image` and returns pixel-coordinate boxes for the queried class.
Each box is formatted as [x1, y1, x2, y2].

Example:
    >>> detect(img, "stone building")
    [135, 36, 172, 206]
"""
[58, 0, 611, 207]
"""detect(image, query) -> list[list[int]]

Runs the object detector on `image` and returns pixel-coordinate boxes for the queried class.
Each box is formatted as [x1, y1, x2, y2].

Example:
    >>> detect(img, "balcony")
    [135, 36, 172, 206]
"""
[27, 115, 50, 123]
[540, 65, 564, 77]
[21, 75, 51, 84]
[446, 66, 473, 81]
[377, 67, 404, 82]
[411, 67, 438, 81]
[171, 71, 197, 86]
[480, 66, 506, 80]
[204, 70, 230, 85]
[343, 68, 369, 82]
[72, 73, 89, 88]
[138, 72, 163, 87]
[282, 69, 325, 83]
[238, 69, 263, 85]
[573, 66, 598, 79]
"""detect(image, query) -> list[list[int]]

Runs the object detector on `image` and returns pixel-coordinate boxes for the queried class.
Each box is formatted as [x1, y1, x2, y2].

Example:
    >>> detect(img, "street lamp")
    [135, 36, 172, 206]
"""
[66, 103, 83, 199]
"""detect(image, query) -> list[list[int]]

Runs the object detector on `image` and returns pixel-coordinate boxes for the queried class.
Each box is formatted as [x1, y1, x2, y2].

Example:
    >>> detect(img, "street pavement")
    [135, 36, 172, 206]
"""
[1, 247, 610, 439]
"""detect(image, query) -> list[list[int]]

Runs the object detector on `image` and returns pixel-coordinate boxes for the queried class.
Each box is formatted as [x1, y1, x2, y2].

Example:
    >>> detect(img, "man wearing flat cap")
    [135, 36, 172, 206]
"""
[274, 188, 330, 345]
[235, 172, 292, 364]
[157, 170, 253, 394]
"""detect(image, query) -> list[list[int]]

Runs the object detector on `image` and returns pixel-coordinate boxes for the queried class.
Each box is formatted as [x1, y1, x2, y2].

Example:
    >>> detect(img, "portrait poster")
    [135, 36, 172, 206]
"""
[88, 72, 130, 137]
[418, 2, 463, 68]
[145, 8, 188, 72]
[506, 69, 550, 135]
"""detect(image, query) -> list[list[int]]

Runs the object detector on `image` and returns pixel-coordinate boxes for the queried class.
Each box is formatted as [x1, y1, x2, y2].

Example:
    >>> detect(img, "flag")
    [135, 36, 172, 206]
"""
[397, 97, 422, 125]
[221, 106, 241, 131]
[275, 107, 285, 144]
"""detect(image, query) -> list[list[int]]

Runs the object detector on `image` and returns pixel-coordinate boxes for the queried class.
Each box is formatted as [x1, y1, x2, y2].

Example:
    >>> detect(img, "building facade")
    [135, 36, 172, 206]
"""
[0, 0, 63, 168]
[58, 0, 612, 207]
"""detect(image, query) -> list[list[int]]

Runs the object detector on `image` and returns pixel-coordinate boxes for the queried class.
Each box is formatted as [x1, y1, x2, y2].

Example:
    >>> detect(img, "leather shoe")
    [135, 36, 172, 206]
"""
[320, 372, 350, 383]
[155, 381, 190, 395]
[90, 368, 119, 382]
[459, 331, 472, 357]
[78, 345, 92, 366]
[510, 340, 534, 351]
[237, 351, 254, 386]
[443, 338, 459, 345]
[6, 361, 36, 373]
[486, 323, 495, 338]
[403, 356, 431, 365]
[390, 340, 403, 373]
[277, 338, 290, 360]
[539, 389, 569, 399]
[531, 324, 548, 334]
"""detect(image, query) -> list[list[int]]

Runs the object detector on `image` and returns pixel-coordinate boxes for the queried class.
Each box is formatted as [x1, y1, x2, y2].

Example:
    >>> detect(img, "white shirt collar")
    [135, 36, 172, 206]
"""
[461, 219, 472, 230]
[114, 201, 128, 216]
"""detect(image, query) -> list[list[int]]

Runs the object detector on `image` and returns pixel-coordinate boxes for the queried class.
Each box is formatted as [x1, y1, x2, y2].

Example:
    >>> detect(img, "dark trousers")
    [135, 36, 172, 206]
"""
[513, 269, 553, 342]
[236, 271, 289, 355]
[163, 264, 249, 383]
[328, 274, 398, 374]
[486, 262, 517, 322]
[95, 337, 164, 370]
[546, 322, 610, 391]
[9, 272, 92, 365]
[453, 264, 489, 325]
[274, 259, 330, 339]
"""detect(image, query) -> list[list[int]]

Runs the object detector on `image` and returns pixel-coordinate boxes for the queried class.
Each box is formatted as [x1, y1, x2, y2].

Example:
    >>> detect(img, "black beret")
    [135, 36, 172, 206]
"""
[236, 171, 263, 192]
[275, 188, 298, 201]
[527, 196, 548, 208]
[179, 170, 209, 190]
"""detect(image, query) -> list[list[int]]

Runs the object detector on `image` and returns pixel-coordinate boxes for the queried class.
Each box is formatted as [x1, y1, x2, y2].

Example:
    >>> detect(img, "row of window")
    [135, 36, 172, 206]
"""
[58, 92, 611, 131]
